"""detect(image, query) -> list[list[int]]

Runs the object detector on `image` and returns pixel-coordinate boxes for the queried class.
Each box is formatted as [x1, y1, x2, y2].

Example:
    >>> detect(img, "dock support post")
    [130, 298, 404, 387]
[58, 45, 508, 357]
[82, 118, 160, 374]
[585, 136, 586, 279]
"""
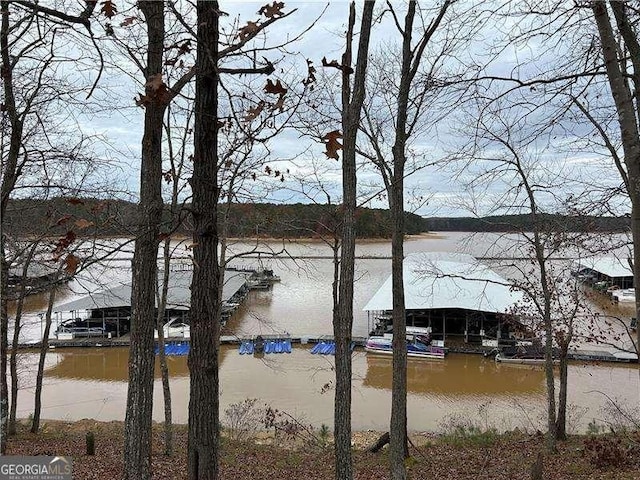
[442, 310, 446, 342]
[465, 313, 468, 343]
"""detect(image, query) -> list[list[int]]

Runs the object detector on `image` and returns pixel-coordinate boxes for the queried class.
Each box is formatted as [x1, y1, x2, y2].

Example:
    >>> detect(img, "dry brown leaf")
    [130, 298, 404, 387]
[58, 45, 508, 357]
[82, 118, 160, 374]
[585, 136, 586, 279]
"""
[258, 1, 285, 18]
[100, 0, 117, 18]
[273, 95, 285, 112]
[120, 16, 135, 27]
[244, 101, 265, 122]
[322, 130, 343, 160]
[264, 79, 287, 96]
[63, 254, 80, 275]
[238, 21, 260, 41]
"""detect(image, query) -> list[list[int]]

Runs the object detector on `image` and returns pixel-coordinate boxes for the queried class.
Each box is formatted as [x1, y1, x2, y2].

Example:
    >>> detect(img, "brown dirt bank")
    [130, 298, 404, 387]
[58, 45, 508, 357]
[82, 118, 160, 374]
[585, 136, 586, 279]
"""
[6, 419, 640, 479]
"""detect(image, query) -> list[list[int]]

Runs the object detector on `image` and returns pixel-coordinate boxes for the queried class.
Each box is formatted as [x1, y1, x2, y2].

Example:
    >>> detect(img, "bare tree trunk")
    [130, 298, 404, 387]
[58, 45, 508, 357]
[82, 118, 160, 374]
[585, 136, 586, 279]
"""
[31, 285, 55, 434]
[541, 283, 557, 451]
[333, 3, 375, 480]
[555, 345, 569, 441]
[592, 1, 640, 364]
[8, 287, 24, 436]
[389, 180, 409, 479]
[157, 237, 173, 456]
[389, 4, 418, 478]
[0, 0, 25, 453]
[188, 3, 221, 479]
[0, 246, 7, 454]
[9, 243, 37, 435]
[123, 2, 165, 479]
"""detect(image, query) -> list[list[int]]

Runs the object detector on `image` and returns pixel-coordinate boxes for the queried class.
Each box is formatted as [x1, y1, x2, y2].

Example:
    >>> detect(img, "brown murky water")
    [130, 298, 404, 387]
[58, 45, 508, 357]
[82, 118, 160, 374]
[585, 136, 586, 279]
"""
[13, 346, 640, 432]
[11, 233, 640, 431]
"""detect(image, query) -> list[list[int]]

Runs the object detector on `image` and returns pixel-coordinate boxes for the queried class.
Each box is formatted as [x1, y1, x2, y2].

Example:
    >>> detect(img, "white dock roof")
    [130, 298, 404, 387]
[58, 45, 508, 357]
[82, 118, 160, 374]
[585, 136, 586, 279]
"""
[54, 270, 248, 312]
[577, 257, 633, 279]
[363, 252, 522, 313]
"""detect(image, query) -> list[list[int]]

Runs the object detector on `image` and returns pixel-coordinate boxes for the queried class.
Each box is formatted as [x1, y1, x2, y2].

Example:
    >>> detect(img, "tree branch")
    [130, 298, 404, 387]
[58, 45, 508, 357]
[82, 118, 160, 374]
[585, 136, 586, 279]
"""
[218, 63, 275, 75]
[13, 0, 96, 29]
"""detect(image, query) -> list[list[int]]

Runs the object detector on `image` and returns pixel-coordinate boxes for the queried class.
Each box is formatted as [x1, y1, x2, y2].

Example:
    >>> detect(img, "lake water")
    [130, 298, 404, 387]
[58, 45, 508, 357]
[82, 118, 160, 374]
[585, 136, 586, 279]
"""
[10, 232, 640, 433]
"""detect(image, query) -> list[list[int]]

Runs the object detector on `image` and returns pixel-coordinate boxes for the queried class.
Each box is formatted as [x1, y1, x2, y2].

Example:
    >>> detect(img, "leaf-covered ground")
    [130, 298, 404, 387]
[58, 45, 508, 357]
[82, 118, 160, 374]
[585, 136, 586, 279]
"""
[6, 420, 640, 479]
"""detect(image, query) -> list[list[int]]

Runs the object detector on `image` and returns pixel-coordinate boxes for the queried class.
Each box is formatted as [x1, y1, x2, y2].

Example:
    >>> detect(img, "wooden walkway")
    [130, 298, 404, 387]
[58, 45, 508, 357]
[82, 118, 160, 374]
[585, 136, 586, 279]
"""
[17, 335, 638, 364]
[18, 335, 369, 349]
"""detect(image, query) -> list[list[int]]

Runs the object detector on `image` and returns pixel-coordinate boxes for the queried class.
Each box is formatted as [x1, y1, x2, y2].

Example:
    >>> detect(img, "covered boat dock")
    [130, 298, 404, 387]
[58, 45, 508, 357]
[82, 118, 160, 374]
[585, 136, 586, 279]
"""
[363, 252, 525, 345]
[52, 269, 250, 339]
[574, 257, 634, 289]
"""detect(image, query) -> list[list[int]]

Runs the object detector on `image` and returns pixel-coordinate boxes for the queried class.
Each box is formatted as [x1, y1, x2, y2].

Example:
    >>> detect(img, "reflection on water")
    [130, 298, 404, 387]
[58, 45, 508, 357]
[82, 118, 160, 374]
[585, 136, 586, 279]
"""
[363, 355, 545, 396]
[12, 345, 638, 432]
[44, 347, 217, 382]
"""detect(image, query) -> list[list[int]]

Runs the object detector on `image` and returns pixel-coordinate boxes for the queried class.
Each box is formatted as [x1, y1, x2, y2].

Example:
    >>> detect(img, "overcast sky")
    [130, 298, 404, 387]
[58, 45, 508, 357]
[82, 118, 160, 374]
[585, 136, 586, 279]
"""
[61, 1, 626, 218]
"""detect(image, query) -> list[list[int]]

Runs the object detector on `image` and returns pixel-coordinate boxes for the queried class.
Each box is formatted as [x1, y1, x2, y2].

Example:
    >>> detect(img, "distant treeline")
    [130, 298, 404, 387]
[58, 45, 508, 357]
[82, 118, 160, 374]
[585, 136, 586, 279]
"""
[5, 197, 426, 239]
[423, 214, 631, 232]
[7, 198, 629, 238]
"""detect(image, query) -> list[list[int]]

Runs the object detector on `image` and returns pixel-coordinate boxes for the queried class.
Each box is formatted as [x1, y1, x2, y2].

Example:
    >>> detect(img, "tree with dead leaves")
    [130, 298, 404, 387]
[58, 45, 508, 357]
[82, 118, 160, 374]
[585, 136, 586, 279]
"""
[0, 0, 104, 453]
[188, 2, 310, 478]
[320, 3, 375, 479]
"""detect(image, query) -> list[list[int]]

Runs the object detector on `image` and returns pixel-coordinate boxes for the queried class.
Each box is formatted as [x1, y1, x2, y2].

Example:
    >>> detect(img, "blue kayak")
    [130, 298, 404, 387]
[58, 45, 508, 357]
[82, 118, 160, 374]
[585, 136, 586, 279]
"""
[284, 339, 292, 353]
[247, 341, 254, 354]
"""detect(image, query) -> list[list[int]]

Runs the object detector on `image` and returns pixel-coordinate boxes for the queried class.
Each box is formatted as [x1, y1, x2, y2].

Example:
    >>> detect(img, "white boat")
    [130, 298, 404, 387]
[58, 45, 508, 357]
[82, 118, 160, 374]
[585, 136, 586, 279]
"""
[365, 328, 445, 360]
[612, 288, 636, 303]
[155, 317, 190, 339]
[495, 352, 558, 365]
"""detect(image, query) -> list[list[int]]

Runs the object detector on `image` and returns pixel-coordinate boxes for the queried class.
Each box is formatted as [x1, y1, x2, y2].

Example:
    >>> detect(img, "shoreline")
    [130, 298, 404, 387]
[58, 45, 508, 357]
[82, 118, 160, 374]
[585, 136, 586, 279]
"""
[7, 418, 639, 479]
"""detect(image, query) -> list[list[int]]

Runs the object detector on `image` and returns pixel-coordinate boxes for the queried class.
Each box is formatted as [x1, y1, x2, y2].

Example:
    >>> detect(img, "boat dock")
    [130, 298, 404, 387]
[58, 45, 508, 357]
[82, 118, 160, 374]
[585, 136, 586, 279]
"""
[18, 335, 370, 350]
[16, 335, 638, 364]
